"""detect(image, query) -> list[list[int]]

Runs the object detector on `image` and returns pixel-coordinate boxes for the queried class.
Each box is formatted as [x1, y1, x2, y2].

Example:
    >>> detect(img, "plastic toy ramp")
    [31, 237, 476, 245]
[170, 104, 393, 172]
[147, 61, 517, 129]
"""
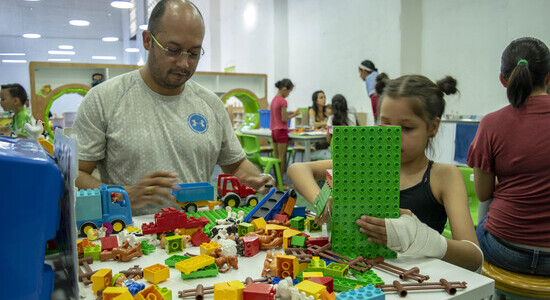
[243, 188, 284, 222]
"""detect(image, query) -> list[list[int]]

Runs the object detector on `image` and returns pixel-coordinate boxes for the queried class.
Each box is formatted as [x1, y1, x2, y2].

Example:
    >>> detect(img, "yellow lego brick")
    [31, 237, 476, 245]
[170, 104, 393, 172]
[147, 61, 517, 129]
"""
[266, 223, 288, 233]
[295, 280, 327, 300]
[276, 254, 299, 279]
[303, 272, 324, 280]
[91, 269, 112, 295]
[299, 262, 309, 273]
[175, 254, 215, 275]
[200, 241, 221, 255]
[251, 217, 267, 231]
[282, 228, 301, 249]
[134, 285, 165, 300]
[103, 287, 133, 300]
[227, 280, 245, 300]
[214, 280, 244, 300]
[125, 226, 141, 233]
[143, 263, 170, 284]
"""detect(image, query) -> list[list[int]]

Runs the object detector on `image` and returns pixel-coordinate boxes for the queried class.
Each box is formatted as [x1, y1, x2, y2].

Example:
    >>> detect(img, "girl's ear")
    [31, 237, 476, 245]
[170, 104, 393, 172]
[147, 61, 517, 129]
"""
[499, 74, 508, 88]
[429, 117, 441, 138]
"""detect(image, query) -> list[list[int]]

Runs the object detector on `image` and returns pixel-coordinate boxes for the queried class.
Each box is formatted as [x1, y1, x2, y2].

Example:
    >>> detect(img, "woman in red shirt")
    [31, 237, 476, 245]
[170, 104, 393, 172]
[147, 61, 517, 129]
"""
[270, 79, 298, 175]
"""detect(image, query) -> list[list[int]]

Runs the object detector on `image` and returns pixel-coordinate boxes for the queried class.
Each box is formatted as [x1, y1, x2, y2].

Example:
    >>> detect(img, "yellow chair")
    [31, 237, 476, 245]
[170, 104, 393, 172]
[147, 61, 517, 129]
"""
[482, 261, 550, 299]
[236, 133, 284, 191]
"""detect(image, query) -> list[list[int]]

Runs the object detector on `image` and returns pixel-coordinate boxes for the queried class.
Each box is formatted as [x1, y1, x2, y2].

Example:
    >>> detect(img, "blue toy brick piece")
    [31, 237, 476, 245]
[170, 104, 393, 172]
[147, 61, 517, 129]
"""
[75, 189, 102, 221]
[270, 276, 299, 285]
[331, 126, 400, 259]
[290, 206, 306, 218]
[321, 257, 336, 265]
[173, 182, 214, 204]
[336, 284, 385, 300]
[243, 188, 277, 222]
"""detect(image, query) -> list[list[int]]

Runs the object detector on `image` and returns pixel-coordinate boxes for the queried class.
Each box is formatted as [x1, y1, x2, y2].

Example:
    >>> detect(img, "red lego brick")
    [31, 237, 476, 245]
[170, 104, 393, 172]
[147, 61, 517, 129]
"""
[307, 277, 334, 293]
[190, 228, 210, 247]
[243, 236, 260, 257]
[141, 207, 209, 235]
[243, 283, 275, 300]
[100, 236, 119, 251]
[306, 237, 329, 247]
[326, 169, 333, 189]
[273, 214, 288, 223]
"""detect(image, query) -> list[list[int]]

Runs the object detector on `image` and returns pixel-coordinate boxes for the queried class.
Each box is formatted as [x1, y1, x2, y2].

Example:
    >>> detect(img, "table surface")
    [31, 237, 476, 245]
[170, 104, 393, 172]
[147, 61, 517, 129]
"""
[75, 214, 494, 300]
[241, 128, 327, 140]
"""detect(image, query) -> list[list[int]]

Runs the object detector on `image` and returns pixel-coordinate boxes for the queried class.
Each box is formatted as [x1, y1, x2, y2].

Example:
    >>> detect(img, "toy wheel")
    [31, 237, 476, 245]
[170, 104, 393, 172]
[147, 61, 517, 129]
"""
[80, 222, 97, 236]
[223, 193, 240, 208]
[246, 195, 258, 207]
[185, 203, 198, 213]
[111, 219, 126, 233]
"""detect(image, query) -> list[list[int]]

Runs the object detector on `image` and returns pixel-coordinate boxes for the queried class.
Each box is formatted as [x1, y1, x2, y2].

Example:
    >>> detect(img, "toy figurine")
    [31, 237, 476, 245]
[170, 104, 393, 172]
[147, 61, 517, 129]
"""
[210, 248, 239, 273]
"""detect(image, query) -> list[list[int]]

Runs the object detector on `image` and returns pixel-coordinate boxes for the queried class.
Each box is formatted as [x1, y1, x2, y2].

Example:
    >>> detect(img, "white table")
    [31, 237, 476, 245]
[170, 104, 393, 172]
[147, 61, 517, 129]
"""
[73, 214, 494, 300]
[241, 128, 327, 162]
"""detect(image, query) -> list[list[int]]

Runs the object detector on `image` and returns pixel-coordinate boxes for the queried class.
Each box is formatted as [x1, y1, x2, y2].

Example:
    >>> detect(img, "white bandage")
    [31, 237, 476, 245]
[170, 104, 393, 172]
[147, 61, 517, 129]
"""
[385, 214, 448, 259]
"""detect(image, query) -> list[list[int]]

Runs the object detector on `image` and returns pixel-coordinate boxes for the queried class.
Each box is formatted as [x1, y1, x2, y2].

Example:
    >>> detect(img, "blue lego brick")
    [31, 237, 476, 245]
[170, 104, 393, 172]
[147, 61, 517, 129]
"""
[331, 126, 400, 259]
[336, 284, 385, 299]
[290, 206, 306, 218]
[75, 188, 102, 221]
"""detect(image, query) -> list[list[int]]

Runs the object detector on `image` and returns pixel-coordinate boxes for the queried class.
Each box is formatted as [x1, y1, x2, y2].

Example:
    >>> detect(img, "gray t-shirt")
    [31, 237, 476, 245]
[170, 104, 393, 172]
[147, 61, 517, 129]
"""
[73, 70, 245, 215]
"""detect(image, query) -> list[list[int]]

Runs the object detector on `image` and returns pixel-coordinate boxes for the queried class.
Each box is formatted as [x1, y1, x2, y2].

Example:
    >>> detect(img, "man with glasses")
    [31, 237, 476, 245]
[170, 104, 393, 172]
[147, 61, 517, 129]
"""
[74, 0, 273, 215]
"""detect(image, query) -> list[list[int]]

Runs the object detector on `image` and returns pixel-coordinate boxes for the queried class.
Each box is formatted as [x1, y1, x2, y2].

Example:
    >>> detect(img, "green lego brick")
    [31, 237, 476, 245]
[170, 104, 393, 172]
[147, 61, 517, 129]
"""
[290, 216, 305, 231]
[187, 207, 255, 236]
[307, 257, 326, 272]
[314, 183, 332, 216]
[290, 235, 307, 248]
[154, 285, 172, 300]
[350, 269, 385, 286]
[306, 217, 322, 233]
[165, 255, 190, 267]
[141, 240, 156, 255]
[165, 235, 183, 254]
[84, 245, 101, 261]
[180, 263, 219, 280]
[326, 274, 371, 293]
[331, 126, 400, 259]
[238, 222, 255, 236]
[325, 263, 349, 278]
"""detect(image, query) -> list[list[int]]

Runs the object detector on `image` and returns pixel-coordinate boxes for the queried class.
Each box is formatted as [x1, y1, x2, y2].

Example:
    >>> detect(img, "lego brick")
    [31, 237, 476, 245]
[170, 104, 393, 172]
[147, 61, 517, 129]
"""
[84, 244, 101, 261]
[143, 263, 170, 284]
[243, 236, 260, 257]
[314, 183, 332, 216]
[165, 235, 183, 254]
[331, 126, 400, 258]
[290, 216, 305, 231]
[200, 241, 221, 255]
[134, 285, 165, 300]
[266, 224, 287, 237]
[273, 214, 288, 223]
[165, 255, 189, 267]
[325, 275, 370, 293]
[307, 277, 334, 294]
[280, 192, 296, 216]
[307, 257, 327, 272]
[276, 254, 300, 279]
[101, 236, 118, 251]
[102, 287, 133, 300]
[251, 217, 267, 231]
[238, 222, 255, 236]
[306, 237, 329, 247]
[180, 262, 218, 280]
[335, 284, 385, 300]
[290, 235, 307, 248]
[175, 254, 216, 275]
[91, 269, 112, 295]
[75, 188, 102, 221]
[325, 263, 349, 278]
[295, 280, 327, 299]
[243, 283, 276, 300]
[290, 206, 306, 218]
[141, 240, 156, 255]
[283, 228, 302, 249]
[306, 217, 322, 233]
[350, 269, 385, 286]
[303, 272, 324, 280]
[191, 228, 211, 246]
[326, 169, 333, 190]
[214, 280, 245, 300]
[154, 285, 172, 300]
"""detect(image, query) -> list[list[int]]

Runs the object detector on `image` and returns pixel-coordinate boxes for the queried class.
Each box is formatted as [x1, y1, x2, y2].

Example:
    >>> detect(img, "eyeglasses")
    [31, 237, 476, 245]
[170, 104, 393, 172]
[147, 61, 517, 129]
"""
[149, 32, 204, 61]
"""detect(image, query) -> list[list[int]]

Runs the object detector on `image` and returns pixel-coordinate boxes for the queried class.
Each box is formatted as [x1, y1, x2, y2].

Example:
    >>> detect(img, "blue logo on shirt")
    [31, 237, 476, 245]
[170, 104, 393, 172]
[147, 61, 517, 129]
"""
[188, 113, 208, 134]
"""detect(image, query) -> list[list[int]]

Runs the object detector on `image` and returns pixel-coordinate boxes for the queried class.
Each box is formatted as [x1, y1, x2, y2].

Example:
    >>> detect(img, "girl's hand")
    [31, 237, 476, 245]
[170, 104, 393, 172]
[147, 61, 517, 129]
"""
[355, 209, 413, 245]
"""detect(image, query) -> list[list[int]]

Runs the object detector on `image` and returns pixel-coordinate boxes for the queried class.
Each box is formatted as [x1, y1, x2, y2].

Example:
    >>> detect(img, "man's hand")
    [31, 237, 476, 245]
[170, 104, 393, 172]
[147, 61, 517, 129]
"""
[125, 171, 179, 209]
[237, 172, 275, 195]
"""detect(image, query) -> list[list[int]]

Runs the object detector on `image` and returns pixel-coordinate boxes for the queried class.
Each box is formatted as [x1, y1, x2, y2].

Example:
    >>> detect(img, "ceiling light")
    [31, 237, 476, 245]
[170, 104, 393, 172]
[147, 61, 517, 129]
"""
[0, 53, 26, 56]
[102, 37, 119, 42]
[24, 0, 42, 2]
[69, 19, 90, 27]
[58, 45, 74, 50]
[110, 1, 134, 9]
[23, 33, 41, 39]
[125, 48, 140, 53]
[48, 50, 75, 55]
[92, 56, 116, 60]
[139, 24, 148, 30]
[48, 58, 71, 62]
[2, 60, 27, 63]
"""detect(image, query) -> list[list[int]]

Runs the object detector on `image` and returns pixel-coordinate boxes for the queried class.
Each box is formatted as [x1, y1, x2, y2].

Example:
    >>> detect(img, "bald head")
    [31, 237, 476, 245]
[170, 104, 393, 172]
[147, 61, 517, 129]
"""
[148, 0, 204, 36]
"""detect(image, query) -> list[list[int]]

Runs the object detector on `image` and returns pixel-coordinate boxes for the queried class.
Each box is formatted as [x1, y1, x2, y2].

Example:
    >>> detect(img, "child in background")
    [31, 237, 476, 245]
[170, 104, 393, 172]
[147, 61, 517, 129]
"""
[0, 84, 32, 138]
[467, 37, 550, 276]
[309, 90, 327, 129]
[326, 94, 357, 145]
[270, 79, 299, 175]
[288, 75, 483, 272]
[323, 104, 332, 120]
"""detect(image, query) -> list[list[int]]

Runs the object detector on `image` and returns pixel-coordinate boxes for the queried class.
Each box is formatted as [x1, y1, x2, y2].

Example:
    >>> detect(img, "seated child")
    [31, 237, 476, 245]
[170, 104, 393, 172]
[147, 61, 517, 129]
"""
[0, 83, 33, 138]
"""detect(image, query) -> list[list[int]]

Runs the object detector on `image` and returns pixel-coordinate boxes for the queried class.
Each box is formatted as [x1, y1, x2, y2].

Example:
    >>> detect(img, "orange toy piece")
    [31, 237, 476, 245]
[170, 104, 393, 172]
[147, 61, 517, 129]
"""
[242, 228, 283, 250]
[276, 255, 300, 279]
[210, 248, 239, 273]
[261, 251, 279, 277]
[99, 241, 143, 262]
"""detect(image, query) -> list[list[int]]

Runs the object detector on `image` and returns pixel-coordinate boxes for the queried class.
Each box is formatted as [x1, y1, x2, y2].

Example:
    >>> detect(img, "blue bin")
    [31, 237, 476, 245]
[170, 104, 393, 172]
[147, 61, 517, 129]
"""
[259, 109, 290, 128]
[0, 136, 64, 300]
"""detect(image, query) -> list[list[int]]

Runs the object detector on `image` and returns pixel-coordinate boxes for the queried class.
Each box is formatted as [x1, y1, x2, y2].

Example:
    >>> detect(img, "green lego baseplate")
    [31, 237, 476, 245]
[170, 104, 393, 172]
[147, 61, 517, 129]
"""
[187, 206, 254, 236]
[350, 269, 385, 286]
[331, 126, 401, 259]
[174, 256, 219, 279]
[314, 183, 332, 216]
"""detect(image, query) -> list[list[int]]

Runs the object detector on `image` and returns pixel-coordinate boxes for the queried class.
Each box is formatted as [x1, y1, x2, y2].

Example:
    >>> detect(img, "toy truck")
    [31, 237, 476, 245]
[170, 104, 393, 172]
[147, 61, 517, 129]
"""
[173, 182, 222, 212]
[76, 184, 132, 236]
[217, 174, 258, 207]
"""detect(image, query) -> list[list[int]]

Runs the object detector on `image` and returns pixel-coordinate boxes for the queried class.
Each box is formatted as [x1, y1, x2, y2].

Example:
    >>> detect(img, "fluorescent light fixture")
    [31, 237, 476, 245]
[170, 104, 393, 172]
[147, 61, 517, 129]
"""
[2, 59, 27, 63]
[110, 1, 134, 9]
[69, 19, 90, 26]
[139, 24, 148, 30]
[48, 50, 76, 55]
[24, 0, 42, 2]
[0, 53, 26, 56]
[92, 56, 116, 60]
[125, 48, 140, 53]
[48, 58, 71, 62]
[23, 33, 41, 39]
[58, 45, 74, 50]
[102, 37, 119, 42]
[243, 3, 257, 30]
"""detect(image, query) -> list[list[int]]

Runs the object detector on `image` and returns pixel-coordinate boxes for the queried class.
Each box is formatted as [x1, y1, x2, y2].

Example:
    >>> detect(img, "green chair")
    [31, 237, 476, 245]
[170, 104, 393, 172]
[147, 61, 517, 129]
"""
[236, 133, 284, 191]
[266, 138, 295, 169]
[442, 167, 479, 239]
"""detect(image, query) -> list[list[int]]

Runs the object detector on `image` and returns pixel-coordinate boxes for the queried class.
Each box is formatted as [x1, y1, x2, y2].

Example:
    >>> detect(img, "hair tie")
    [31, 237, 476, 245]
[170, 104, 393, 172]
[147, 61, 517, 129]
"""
[517, 59, 529, 67]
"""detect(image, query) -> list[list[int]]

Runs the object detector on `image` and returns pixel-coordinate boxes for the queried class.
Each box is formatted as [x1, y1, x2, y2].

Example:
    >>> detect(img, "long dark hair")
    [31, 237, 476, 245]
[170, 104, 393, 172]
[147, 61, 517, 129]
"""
[311, 90, 325, 120]
[331, 94, 350, 126]
[501, 37, 550, 108]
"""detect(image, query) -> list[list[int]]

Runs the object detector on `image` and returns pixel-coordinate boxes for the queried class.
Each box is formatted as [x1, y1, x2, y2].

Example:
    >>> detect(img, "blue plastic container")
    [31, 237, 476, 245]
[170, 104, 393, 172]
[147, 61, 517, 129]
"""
[0, 136, 63, 300]
[259, 109, 290, 128]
